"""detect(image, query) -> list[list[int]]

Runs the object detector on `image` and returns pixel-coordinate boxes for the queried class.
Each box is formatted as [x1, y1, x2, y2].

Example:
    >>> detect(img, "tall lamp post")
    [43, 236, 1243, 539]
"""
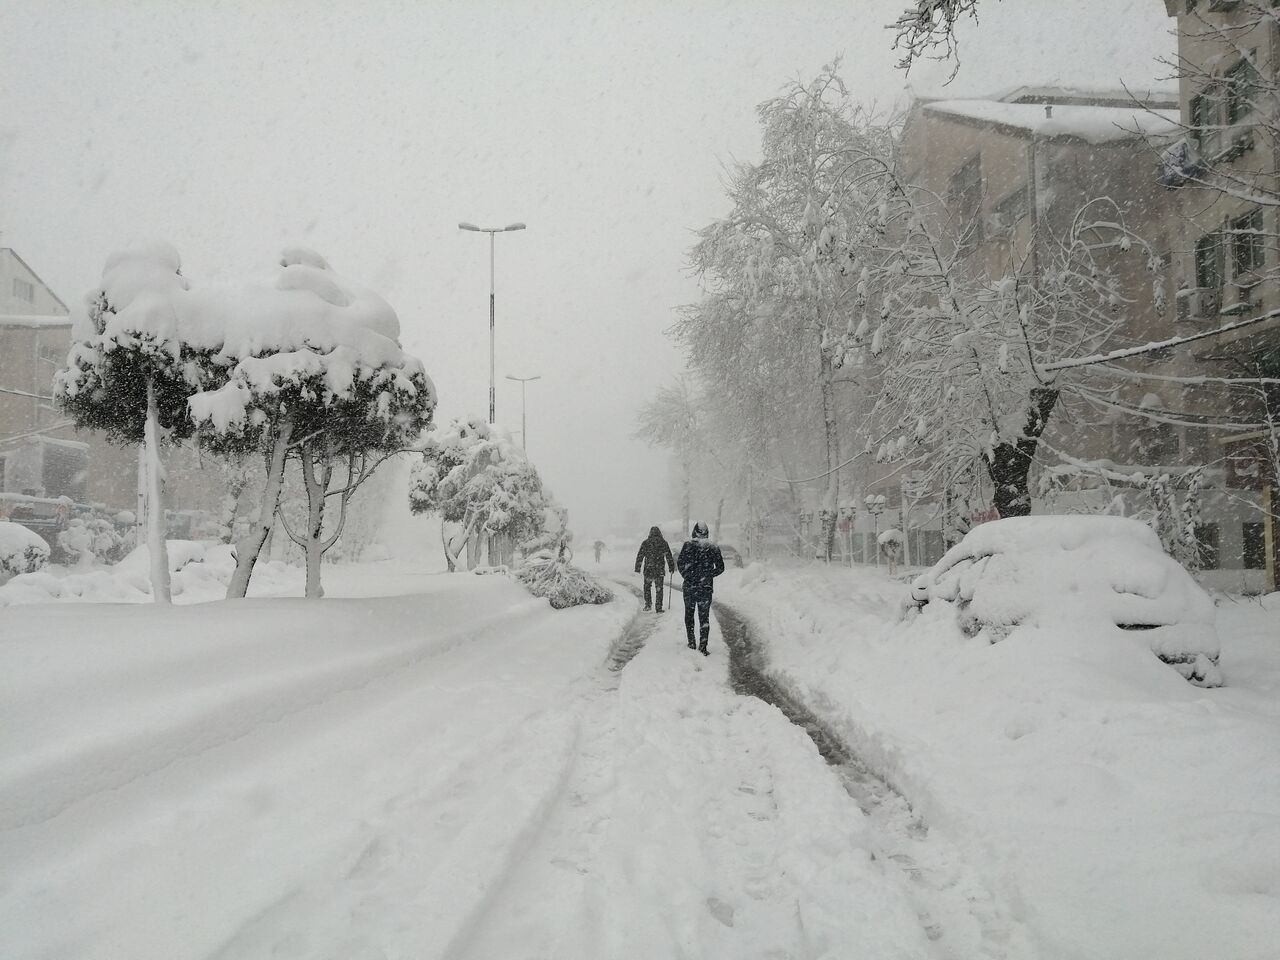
[458, 220, 526, 424]
[864, 493, 887, 568]
[504, 374, 541, 453]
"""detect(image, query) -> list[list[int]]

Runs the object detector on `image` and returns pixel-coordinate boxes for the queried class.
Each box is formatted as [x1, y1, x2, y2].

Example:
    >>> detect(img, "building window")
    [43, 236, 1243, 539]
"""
[1195, 231, 1224, 290]
[1242, 522, 1266, 570]
[1230, 208, 1264, 281]
[1225, 55, 1259, 125]
[990, 184, 1029, 237]
[1190, 90, 1221, 155]
[1195, 523, 1221, 570]
[948, 155, 984, 252]
[12, 278, 35, 303]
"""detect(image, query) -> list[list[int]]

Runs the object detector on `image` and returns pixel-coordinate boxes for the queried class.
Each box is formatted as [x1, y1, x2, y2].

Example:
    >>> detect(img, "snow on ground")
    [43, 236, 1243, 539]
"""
[0, 542, 303, 605]
[2, 558, 956, 960]
[719, 563, 1280, 960]
[0, 566, 629, 958]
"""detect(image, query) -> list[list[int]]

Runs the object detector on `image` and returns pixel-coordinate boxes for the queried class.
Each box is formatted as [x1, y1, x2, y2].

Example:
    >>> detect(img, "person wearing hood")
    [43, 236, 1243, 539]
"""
[634, 525, 675, 612]
[676, 521, 725, 654]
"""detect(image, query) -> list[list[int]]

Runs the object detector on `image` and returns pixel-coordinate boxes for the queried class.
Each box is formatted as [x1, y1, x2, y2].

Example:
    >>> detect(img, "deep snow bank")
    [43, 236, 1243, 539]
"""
[719, 564, 1280, 960]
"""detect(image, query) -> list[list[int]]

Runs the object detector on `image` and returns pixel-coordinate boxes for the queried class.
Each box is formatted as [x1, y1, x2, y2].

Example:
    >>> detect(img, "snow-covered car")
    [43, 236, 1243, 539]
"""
[720, 544, 745, 568]
[911, 515, 1222, 686]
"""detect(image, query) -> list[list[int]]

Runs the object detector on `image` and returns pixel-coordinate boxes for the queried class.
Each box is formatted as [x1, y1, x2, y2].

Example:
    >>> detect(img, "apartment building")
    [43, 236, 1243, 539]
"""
[1161, 0, 1279, 591]
[877, 72, 1273, 588]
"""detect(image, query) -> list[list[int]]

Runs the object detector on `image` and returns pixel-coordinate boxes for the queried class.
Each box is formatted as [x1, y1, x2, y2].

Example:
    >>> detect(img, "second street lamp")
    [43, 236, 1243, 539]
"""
[458, 220, 526, 424]
[505, 374, 541, 453]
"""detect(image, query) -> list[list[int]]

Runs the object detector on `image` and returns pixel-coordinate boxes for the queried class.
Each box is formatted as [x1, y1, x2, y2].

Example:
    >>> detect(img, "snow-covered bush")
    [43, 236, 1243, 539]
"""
[911, 515, 1222, 686]
[0, 522, 50, 580]
[56, 516, 128, 568]
[410, 418, 551, 571]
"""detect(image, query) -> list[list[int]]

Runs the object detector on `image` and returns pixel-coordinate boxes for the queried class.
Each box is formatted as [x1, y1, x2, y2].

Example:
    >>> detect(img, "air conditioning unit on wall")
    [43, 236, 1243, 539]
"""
[1176, 286, 1221, 322]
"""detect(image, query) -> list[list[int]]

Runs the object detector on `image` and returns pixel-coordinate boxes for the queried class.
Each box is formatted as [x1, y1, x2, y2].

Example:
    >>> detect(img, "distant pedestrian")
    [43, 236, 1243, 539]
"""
[593, 539, 605, 564]
[676, 521, 725, 655]
[634, 525, 675, 612]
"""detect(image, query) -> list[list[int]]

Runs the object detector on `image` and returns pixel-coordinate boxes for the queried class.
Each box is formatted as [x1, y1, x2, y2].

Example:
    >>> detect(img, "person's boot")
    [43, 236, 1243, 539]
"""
[687, 637, 697, 650]
[699, 640, 709, 656]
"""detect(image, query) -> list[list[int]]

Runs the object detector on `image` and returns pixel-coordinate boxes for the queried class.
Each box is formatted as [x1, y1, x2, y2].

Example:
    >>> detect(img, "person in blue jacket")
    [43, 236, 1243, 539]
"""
[676, 521, 725, 655]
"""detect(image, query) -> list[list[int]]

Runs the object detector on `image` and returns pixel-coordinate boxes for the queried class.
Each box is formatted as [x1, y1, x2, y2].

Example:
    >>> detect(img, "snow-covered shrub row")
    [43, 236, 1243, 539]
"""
[0, 522, 50, 580]
[911, 515, 1222, 686]
[0, 542, 299, 605]
[514, 550, 614, 609]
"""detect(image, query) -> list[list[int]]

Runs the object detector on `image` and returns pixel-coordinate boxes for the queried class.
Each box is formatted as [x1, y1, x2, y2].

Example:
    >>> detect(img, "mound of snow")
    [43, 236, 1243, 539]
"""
[115, 539, 207, 575]
[0, 541, 299, 605]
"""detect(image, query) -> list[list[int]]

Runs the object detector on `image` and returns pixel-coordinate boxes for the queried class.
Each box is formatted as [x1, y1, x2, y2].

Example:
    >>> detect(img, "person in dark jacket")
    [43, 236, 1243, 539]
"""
[676, 521, 725, 654]
[634, 525, 675, 612]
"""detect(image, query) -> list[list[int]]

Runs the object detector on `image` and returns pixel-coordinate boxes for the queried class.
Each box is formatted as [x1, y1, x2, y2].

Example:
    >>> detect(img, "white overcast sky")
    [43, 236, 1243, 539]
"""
[0, 0, 1173, 538]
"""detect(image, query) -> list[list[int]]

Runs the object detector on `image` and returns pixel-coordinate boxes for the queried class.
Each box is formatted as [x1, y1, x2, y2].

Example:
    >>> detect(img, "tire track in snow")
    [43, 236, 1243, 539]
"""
[714, 601, 1031, 960]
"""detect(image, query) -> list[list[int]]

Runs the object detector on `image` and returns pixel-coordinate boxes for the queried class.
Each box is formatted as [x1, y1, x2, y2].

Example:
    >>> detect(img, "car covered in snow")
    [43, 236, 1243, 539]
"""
[719, 544, 745, 568]
[910, 515, 1222, 686]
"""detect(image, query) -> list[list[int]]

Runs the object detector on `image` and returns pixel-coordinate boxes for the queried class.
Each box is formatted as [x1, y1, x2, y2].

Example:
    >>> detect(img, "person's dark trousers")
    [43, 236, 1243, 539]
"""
[683, 591, 712, 646]
[644, 575, 665, 612]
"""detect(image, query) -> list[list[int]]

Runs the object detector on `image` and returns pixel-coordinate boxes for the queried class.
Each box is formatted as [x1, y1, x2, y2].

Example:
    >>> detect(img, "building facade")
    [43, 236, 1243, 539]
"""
[1161, 0, 1280, 591]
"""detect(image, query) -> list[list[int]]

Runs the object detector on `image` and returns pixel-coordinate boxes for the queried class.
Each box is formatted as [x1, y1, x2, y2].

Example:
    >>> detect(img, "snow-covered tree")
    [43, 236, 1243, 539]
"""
[190, 249, 434, 599]
[890, 0, 982, 73]
[408, 418, 551, 572]
[863, 188, 1160, 518]
[55, 242, 210, 603]
[683, 64, 899, 559]
[635, 379, 702, 533]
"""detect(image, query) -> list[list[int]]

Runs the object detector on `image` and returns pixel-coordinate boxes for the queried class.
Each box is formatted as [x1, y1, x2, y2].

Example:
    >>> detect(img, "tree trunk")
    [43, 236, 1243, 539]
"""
[300, 447, 327, 599]
[819, 349, 841, 561]
[681, 452, 692, 537]
[441, 522, 457, 572]
[227, 418, 293, 599]
[713, 495, 726, 542]
[143, 377, 172, 604]
[984, 387, 1058, 519]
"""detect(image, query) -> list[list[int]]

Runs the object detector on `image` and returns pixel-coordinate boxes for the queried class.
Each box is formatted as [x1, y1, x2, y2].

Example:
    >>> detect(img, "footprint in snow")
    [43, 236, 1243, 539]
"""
[706, 896, 736, 927]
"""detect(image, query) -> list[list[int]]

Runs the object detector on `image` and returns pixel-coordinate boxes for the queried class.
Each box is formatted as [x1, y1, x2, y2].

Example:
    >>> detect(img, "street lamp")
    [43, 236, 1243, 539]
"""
[864, 493, 887, 569]
[504, 374, 541, 453]
[458, 221, 527, 424]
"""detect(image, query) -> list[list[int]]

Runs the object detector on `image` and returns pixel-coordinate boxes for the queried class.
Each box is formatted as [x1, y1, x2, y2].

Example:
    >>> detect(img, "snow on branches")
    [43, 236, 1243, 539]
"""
[409, 418, 552, 571]
[58, 242, 434, 600]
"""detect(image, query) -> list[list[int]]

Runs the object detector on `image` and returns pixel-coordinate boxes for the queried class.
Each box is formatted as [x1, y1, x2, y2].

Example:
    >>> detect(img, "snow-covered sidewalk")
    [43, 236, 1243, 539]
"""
[719, 564, 1280, 960]
[457, 598, 948, 959]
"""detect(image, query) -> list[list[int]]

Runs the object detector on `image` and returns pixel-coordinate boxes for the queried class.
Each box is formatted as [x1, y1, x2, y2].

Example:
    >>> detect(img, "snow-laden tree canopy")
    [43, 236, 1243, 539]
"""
[409, 418, 552, 570]
[60, 241, 435, 600]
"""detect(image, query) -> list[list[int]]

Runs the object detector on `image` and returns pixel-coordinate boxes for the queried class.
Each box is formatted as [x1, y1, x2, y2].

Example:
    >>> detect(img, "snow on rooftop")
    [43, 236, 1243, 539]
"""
[0, 314, 72, 329]
[922, 100, 1181, 144]
[906, 0, 1177, 103]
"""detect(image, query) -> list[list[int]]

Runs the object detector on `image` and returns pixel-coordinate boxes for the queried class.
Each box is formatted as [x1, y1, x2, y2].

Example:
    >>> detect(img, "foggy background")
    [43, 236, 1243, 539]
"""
[0, 0, 1170, 536]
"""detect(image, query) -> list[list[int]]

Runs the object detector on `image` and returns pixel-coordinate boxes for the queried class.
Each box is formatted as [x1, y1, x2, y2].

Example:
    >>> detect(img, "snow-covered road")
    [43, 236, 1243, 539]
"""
[3, 564, 991, 960]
